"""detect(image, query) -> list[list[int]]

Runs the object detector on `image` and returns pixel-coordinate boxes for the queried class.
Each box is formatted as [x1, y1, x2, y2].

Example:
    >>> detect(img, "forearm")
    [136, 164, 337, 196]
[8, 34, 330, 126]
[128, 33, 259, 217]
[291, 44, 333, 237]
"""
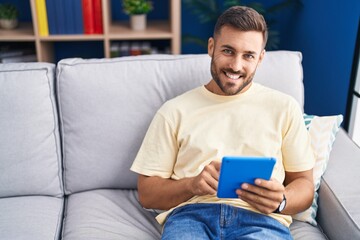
[282, 174, 314, 215]
[137, 175, 195, 210]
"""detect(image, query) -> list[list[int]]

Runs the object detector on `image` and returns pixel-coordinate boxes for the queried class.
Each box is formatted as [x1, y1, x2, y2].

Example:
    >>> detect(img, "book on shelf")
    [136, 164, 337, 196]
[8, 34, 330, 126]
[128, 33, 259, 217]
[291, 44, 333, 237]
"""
[46, 0, 84, 35]
[45, 0, 57, 34]
[35, 0, 49, 36]
[1, 54, 37, 63]
[93, 0, 103, 34]
[82, 0, 95, 34]
[64, 0, 74, 34]
[54, 0, 66, 34]
[0, 45, 37, 63]
[73, 0, 84, 34]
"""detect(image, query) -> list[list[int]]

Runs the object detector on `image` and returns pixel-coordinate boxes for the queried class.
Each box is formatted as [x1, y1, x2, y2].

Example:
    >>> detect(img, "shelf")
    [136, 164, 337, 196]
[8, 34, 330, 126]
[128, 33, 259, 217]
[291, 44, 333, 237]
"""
[39, 34, 105, 41]
[109, 21, 173, 40]
[0, 0, 180, 62]
[0, 22, 35, 41]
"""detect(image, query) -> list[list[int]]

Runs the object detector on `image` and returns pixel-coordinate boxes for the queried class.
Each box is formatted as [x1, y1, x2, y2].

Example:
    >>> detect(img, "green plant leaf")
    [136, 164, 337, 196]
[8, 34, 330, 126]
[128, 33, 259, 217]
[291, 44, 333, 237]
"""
[122, 0, 153, 15]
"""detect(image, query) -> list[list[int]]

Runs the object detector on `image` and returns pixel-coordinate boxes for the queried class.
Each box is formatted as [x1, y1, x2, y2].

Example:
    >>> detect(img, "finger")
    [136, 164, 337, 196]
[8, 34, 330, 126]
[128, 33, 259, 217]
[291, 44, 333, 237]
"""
[195, 182, 217, 196]
[211, 161, 221, 171]
[205, 163, 220, 181]
[254, 178, 284, 192]
[237, 190, 278, 214]
[241, 183, 272, 197]
[203, 170, 219, 191]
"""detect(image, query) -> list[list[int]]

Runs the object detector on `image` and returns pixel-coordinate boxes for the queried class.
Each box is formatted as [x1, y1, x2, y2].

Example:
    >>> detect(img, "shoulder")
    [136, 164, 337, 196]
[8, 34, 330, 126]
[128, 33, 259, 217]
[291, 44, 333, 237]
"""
[253, 83, 301, 109]
[159, 86, 203, 114]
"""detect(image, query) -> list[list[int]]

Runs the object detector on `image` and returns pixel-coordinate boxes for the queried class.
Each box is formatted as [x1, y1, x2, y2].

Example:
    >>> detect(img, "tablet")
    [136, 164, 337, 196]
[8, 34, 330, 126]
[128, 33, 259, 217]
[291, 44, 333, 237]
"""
[217, 156, 276, 198]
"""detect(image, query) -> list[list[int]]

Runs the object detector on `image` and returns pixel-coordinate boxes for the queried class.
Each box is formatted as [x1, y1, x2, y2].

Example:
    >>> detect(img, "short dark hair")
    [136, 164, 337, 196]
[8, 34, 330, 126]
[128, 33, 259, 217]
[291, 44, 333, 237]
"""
[214, 6, 268, 48]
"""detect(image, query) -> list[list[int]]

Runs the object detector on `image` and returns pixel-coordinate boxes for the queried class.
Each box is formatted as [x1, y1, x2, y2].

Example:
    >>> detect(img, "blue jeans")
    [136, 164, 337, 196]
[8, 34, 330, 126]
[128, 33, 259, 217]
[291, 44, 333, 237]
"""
[161, 203, 293, 240]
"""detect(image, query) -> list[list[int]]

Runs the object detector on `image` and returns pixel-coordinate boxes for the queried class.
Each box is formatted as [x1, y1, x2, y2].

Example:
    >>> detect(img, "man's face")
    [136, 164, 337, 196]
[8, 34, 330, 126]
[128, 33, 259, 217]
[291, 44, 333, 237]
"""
[208, 25, 265, 96]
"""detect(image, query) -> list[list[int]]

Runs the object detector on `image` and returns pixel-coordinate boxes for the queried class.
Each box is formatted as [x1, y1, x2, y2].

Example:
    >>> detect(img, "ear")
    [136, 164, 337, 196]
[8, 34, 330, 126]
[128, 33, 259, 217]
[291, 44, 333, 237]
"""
[258, 49, 265, 64]
[208, 37, 214, 57]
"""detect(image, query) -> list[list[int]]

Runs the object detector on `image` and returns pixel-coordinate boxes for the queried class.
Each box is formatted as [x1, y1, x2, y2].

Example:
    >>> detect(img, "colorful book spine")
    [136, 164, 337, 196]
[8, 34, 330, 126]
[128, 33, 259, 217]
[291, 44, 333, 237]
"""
[82, 0, 95, 34]
[54, 0, 66, 34]
[45, 0, 57, 34]
[35, 0, 49, 36]
[92, 0, 103, 34]
[63, 0, 74, 34]
[73, 0, 84, 34]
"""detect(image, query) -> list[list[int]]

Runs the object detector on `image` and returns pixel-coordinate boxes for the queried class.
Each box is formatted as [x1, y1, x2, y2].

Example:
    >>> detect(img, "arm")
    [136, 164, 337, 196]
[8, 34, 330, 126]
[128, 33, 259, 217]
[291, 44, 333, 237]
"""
[236, 168, 314, 215]
[138, 161, 221, 210]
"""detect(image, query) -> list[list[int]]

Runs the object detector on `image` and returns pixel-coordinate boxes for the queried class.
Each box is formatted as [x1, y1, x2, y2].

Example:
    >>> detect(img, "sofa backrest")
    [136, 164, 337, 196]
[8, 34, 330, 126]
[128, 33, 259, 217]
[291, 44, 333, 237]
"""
[57, 51, 304, 194]
[0, 63, 63, 198]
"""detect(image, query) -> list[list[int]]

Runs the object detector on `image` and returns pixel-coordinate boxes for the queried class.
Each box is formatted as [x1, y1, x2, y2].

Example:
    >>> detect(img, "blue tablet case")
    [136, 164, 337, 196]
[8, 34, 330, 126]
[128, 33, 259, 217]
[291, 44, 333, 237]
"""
[217, 156, 276, 198]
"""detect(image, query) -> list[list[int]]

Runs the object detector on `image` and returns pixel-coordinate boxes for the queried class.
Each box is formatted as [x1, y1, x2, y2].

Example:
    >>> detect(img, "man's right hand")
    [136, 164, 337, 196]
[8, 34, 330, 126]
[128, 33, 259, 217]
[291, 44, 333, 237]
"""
[189, 161, 221, 196]
[138, 161, 221, 210]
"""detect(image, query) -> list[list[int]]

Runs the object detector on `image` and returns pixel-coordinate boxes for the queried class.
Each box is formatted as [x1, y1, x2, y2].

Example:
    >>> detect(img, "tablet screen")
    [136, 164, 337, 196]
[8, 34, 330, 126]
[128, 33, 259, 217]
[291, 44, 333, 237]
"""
[217, 156, 276, 198]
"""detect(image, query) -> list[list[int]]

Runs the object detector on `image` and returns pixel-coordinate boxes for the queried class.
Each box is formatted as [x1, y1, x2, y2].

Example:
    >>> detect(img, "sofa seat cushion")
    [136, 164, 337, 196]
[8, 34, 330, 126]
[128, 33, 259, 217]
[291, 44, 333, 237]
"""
[0, 196, 64, 240]
[0, 62, 63, 198]
[290, 220, 327, 239]
[62, 189, 161, 240]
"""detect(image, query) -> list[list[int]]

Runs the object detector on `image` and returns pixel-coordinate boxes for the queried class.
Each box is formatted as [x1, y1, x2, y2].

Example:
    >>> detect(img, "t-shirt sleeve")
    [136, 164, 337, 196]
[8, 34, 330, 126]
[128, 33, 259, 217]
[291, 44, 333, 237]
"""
[130, 111, 178, 178]
[281, 99, 315, 172]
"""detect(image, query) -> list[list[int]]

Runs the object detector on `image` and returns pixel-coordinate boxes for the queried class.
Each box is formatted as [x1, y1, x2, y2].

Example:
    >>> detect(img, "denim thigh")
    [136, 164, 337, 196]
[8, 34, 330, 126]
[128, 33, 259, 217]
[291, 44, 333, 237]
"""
[161, 203, 292, 240]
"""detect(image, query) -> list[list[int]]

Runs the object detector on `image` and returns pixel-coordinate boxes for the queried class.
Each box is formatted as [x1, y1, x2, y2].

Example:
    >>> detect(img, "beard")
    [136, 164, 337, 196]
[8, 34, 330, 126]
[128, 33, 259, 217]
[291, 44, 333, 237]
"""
[210, 58, 256, 96]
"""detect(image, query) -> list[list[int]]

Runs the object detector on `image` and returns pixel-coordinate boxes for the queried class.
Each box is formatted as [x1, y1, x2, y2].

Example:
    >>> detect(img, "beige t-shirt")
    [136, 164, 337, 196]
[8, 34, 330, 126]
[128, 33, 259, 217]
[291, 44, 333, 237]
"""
[130, 83, 315, 227]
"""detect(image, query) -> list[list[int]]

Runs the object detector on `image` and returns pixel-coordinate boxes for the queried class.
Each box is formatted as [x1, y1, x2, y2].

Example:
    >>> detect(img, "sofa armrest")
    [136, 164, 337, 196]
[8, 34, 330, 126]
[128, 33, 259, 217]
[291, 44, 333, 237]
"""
[316, 128, 360, 239]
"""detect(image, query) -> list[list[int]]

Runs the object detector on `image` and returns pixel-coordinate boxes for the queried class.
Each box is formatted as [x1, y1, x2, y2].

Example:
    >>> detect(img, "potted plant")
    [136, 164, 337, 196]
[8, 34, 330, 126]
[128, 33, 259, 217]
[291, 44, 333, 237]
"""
[0, 3, 19, 30]
[123, 0, 153, 31]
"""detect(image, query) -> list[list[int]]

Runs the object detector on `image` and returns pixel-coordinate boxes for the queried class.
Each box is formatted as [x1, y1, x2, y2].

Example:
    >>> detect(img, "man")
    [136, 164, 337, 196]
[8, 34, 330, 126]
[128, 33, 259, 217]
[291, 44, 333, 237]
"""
[131, 6, 315, 239]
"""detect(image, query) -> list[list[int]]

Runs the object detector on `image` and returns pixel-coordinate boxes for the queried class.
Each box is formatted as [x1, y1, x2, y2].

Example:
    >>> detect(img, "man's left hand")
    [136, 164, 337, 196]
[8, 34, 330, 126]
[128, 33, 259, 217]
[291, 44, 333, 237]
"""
[236, 178, 285, 214]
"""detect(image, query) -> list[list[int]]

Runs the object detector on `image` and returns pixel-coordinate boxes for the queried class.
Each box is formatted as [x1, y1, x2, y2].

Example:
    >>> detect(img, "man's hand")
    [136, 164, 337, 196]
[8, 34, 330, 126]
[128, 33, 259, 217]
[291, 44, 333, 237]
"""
[137, 161, 221, 210]
[189, 161, 221, 196]
[236, 178, 285, 214]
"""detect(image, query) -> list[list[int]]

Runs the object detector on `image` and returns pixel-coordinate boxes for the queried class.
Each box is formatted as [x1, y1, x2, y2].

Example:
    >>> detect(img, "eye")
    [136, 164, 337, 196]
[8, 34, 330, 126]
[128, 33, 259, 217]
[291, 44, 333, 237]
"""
[222, 49, 233, 55]
[244, 54, 255, 60]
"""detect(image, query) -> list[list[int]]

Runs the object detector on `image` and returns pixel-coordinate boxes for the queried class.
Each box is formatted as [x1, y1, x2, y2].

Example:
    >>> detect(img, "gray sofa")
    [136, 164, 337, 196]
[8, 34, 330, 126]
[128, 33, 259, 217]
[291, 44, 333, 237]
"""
[0, 51, 359, 240]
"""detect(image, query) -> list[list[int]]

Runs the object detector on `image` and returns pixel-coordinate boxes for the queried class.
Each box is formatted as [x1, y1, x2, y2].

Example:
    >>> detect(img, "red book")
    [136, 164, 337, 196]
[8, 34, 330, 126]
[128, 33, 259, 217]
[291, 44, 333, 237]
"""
[92, 0, 103, 34]
[82, 0, 95, 34]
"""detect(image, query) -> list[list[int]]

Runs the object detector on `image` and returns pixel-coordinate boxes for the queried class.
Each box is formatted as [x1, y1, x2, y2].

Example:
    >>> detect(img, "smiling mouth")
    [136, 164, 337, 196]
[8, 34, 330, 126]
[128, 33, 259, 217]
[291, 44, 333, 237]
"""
[224, 71, 243, 80]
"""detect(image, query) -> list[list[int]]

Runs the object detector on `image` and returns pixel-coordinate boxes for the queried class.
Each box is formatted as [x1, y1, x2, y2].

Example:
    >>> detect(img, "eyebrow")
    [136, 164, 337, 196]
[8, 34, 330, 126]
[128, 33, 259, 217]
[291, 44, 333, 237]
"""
[221, 45, 258, 55]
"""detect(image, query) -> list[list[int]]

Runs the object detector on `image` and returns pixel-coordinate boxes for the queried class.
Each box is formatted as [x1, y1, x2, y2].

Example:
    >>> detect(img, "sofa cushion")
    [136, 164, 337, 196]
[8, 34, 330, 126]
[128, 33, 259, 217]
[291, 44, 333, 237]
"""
[57, 55, 211, 193]
[254, 50, 304, 110]
[0, 63, 63, 198]
[290, 220, 327, 239]
[317, 129, 360, 239]
[293, 114, 343, 225]
[0, 196, 64, 240]
[57, 52, 304, 194]
[62, 189, 161, 240]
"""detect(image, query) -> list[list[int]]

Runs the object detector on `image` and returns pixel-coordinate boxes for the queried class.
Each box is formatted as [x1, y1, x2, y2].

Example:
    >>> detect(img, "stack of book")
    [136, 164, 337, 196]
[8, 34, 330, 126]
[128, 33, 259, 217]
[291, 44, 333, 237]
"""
[0, 45, 37, 63]
[110, 41, 171, 58]
[35, 0, 103, 36]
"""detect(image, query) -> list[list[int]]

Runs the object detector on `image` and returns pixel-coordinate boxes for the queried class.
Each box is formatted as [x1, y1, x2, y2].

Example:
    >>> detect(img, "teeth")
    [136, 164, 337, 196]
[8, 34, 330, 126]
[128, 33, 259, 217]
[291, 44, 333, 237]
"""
[225, 72, 240, 79]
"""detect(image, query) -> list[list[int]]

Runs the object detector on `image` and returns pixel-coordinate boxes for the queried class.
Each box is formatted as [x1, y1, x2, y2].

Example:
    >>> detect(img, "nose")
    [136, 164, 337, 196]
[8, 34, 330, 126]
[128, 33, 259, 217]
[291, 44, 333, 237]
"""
[228, 55, 244, 72]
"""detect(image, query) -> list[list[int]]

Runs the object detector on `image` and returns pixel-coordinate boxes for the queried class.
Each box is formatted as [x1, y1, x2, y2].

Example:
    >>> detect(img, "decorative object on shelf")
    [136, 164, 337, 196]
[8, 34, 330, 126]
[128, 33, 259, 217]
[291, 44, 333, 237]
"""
[0, 3, 19, 30]
[122, 0, 153, 31]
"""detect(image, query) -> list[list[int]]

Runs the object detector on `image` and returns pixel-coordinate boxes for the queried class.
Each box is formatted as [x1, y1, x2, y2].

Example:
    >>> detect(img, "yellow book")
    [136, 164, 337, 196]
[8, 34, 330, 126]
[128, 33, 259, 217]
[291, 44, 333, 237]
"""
[35, 0, 49, 36]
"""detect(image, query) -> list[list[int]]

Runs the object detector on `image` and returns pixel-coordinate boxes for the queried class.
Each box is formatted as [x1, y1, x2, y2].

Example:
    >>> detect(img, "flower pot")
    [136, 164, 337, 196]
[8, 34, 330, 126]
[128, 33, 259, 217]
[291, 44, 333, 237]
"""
[0, 19, 18, 29]
[130, 14, 146, 31]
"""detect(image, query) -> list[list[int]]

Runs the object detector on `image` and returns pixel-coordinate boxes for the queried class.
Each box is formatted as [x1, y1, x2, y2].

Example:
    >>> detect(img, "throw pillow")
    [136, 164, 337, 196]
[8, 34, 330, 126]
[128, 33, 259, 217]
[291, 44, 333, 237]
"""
[292, 114, 343, 226]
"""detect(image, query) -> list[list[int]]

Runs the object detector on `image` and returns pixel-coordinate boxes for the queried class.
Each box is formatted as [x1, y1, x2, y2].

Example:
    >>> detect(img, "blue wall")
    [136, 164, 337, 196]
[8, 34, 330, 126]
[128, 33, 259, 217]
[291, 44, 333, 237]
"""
[276, 0, 360, 117]
[182, 0, 360, 118]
